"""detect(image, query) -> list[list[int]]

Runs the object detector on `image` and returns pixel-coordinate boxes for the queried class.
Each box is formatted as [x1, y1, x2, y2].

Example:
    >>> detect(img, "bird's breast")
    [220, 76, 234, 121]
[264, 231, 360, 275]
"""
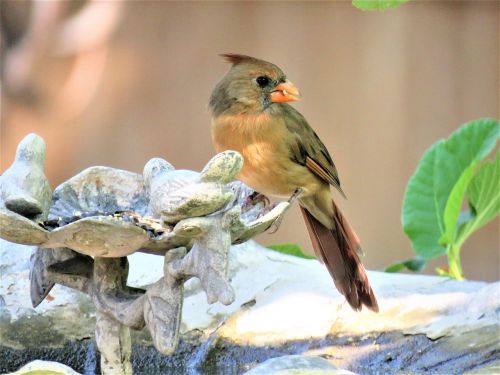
[211, 113, 317, 198]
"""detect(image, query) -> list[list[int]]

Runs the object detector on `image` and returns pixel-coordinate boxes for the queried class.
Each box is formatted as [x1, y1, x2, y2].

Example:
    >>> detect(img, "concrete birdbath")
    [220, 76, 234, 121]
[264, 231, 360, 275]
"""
[0, 133, 289, 375]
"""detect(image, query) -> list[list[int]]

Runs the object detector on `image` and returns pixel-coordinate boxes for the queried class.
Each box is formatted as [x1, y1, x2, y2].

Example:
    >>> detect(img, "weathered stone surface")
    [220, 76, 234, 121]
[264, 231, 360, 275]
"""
[29, 246, 84, 307]
[198, 150, 244, 184]
[243, 355, 354, 375]
[0, 135, 297, 374]
[169, 209, 238, 306]
[45, 216, 151, 257]
[50, 166, 148, 218]
[147, 150, 243, 224]
[0, 133, 52, 222]
[0, 208, 49, 245]
[1, 135, 296, 374]
[1, 239, 498, 374]
[1, 147, 289, 258]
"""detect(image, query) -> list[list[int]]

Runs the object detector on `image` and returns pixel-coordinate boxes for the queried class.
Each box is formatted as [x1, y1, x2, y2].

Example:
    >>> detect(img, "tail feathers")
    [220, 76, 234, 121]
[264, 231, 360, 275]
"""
[300, 204, 379, 312]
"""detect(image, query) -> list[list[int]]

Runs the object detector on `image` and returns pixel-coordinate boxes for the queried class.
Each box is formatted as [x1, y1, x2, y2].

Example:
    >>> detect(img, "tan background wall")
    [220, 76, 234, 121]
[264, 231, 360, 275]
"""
[1, 1, 498, 280]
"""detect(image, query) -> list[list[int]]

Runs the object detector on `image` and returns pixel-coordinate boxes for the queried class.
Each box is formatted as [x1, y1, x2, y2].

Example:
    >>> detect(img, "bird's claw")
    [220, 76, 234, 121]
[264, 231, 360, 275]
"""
[268, 188, 302, 234]
[288, 188, 303, 204]
[242, 191, 270, 210]
[268, 213, 284, 234]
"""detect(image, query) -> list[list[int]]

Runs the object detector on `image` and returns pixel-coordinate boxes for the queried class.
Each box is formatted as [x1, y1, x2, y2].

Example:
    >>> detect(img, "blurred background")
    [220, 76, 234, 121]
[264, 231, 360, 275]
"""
[1, 1, 498, 280]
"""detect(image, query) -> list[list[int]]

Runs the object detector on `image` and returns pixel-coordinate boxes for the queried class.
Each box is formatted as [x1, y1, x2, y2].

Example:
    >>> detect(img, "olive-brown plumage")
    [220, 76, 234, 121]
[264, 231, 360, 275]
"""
[210, 54, 378, 312]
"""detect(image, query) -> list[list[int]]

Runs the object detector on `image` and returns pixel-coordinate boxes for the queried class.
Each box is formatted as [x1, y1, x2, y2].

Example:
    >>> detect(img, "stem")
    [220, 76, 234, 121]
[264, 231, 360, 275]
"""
[95, 311, 132, 375]
[447, 244, 464, 280]
[93, 257, 133, 375]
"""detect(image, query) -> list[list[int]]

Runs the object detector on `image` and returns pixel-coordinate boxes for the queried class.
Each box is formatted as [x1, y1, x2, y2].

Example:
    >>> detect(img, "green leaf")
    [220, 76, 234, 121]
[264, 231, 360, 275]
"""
[456, 153, 500, 244]
[385, 257, 426, 273]
[403, 118, 499, 260]
[267, 243, 314, 259]
[402, 141, 446, 259]
[440, 119, 499, 245]
[439, 162, 477, 245]
[352, 0, 409, 11]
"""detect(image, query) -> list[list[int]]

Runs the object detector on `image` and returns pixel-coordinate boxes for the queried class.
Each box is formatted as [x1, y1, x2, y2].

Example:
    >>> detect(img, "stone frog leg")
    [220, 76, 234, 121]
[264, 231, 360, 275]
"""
[30, 247, 90, 307]
[143, 247, 186, 355]
[167, 206, 240, 306]
[91, 257, 146, 330]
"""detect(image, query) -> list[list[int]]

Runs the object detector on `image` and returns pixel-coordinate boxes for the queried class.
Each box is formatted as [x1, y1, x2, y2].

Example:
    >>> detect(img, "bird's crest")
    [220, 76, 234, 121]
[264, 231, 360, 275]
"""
[220, 53, 260, 66]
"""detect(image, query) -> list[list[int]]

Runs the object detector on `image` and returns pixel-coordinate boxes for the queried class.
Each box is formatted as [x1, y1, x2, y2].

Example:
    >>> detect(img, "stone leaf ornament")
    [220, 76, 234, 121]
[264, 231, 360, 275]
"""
[0, 133, 289, 374]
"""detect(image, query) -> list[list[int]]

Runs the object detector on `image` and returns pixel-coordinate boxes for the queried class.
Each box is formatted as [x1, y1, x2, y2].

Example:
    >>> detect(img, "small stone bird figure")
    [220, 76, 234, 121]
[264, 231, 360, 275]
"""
[210, 54, 378, 312]
[0, 133, 52, 221]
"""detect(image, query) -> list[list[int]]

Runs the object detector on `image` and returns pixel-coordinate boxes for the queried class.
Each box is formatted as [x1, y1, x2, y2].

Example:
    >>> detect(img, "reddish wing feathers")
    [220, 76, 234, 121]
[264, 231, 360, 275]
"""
[305, 156, 346, 199]
[300, 204, 379, 312]
[305, 157, 334, 188]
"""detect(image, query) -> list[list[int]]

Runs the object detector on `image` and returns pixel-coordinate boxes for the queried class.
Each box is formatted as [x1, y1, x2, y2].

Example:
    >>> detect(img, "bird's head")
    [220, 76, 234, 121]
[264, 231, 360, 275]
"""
[209, 54, 301, 116]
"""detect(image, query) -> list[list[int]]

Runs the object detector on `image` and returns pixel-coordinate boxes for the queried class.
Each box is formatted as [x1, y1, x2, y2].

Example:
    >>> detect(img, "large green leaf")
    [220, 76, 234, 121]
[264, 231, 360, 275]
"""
[403, 119, 499, 260]
[352, 0, 409, 11]
[456, 153, 500, 244]
[402, 141, 445, 259]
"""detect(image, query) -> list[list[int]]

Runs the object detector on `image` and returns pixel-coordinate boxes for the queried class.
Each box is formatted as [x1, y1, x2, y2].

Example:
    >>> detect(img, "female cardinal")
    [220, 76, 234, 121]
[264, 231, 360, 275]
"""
[209, 54, 378, 312]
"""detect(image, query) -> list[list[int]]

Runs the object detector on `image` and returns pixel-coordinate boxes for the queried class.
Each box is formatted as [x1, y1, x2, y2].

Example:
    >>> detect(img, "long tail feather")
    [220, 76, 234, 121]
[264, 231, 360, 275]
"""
[300, 203, 378, 312]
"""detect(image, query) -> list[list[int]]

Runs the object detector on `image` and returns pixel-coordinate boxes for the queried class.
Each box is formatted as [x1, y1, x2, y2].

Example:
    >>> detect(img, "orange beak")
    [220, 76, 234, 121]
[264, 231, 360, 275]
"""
[270, 80, 301, 103]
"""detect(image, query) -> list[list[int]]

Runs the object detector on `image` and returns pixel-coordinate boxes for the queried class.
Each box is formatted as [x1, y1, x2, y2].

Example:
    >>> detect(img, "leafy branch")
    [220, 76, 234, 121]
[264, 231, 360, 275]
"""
[387, 118, 499, 279]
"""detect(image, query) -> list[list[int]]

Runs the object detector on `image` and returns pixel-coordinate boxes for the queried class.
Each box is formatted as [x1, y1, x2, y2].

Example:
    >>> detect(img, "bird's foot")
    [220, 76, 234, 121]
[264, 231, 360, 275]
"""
[267, 188, 302, 234]
[268, 214, 284, 234]
[288, 188, 303, 204]
[242, 191, 270, 210]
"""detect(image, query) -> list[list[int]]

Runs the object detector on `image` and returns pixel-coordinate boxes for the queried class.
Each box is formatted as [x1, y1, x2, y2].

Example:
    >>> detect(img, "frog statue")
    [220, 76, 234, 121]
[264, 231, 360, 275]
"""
[0, 133, 289, 375]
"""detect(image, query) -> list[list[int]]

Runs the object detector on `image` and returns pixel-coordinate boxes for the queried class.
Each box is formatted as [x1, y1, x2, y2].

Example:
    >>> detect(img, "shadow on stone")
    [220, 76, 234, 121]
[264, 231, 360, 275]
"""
[2, 328, 498, 374]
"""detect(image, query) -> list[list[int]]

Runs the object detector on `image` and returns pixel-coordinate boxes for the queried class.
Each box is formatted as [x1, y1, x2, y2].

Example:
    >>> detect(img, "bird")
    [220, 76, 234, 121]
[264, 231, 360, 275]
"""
[209, 54, 378, 312]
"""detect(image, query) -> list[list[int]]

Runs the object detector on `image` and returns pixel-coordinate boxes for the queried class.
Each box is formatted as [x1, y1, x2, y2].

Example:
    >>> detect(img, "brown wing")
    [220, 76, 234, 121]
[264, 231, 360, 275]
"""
[280, 104, 346, 197]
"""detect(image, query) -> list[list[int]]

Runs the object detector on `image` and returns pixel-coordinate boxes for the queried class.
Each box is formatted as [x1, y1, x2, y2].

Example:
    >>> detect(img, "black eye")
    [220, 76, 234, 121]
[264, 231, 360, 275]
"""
[256, 76, 270, 87]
